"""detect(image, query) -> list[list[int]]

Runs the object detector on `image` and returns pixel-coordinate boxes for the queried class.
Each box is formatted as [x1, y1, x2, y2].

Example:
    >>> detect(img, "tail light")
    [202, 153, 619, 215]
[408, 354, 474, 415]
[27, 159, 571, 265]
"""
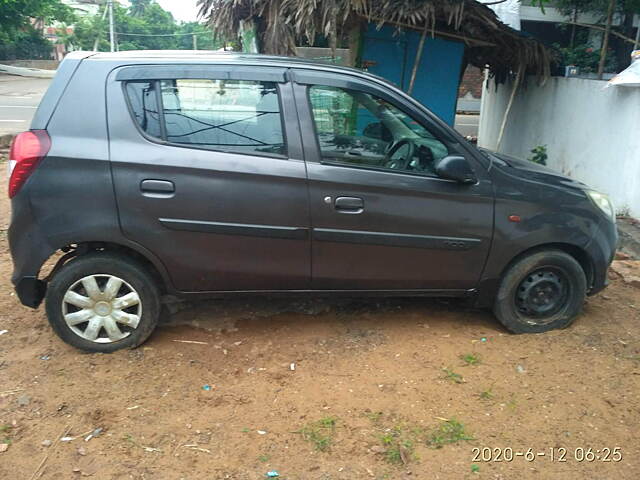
[8, 130, 51, 198]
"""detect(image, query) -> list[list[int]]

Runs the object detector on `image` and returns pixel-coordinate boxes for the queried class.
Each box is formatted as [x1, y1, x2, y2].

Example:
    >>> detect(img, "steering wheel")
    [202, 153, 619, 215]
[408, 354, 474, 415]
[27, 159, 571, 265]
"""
[384, 138, 417, 170]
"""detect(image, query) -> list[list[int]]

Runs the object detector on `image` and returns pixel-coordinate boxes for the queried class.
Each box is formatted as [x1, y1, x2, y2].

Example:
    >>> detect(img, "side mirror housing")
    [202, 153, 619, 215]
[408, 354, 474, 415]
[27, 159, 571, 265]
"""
[435, 155, 477, 184]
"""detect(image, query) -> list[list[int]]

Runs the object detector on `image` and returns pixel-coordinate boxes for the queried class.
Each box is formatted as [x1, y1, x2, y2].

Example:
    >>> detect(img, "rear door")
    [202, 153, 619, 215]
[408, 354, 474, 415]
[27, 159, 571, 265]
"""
[106, 64, 310, 292]
[291, 69, 494, 291]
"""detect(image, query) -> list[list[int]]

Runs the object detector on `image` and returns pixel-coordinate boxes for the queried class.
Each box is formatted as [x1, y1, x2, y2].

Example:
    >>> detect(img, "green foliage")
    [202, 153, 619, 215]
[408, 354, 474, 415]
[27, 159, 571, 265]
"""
[554, 0, 640, 18]
[0, 0, 75, 59]
[478, 387, 494, 400]
[68, 1, 224, 53]
[460, 353, 481, 366]
[298, 417, 337, 452]
[528, 145, 548, 166]
[556, 43, 618, 73]
[176, 22, 224, 51]
[427, 419, 474, 448]
[0, 0, 75, 34]
[530, 0, 552, 13]
[0, 25, 54, 60]
[379, 424, 420, 465]
[442, 367, 464, 384]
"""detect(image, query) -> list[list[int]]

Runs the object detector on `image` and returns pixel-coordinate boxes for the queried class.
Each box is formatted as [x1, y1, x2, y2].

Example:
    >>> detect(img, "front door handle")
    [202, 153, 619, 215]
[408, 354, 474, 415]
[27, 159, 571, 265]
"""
[334, 196, 364, 214]
[140, 179, 175, 197]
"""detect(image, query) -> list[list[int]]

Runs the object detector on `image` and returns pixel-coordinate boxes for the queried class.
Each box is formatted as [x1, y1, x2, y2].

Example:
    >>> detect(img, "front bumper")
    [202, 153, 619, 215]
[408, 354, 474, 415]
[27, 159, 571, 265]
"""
[585, 216, 618, 296]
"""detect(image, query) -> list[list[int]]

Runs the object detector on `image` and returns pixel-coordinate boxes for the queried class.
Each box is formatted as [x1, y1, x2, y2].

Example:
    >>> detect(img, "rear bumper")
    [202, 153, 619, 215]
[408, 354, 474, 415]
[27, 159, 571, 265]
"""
[15, 277, 47, 308]
[9, 192, 55, 308]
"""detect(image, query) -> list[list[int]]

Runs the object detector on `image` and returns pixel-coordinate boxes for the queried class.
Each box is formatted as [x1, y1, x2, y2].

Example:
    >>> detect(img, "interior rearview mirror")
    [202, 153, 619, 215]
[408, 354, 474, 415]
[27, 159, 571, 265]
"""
[435, 155, 477, 184]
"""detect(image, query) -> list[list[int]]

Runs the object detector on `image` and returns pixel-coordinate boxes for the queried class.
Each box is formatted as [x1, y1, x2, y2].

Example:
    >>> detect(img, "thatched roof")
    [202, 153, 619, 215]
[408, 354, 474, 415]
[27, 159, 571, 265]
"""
[197, 0, 552, 83]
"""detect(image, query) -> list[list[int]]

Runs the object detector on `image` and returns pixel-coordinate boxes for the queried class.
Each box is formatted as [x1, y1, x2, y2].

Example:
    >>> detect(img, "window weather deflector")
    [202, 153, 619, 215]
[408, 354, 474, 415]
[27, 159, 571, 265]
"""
[115, 65, 286, 83]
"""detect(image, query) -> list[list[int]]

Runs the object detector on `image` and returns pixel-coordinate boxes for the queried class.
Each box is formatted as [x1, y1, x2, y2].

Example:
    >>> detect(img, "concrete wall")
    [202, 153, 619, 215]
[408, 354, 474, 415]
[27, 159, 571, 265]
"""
[478, 76, 640, 218]
[1, 60, 59, 70]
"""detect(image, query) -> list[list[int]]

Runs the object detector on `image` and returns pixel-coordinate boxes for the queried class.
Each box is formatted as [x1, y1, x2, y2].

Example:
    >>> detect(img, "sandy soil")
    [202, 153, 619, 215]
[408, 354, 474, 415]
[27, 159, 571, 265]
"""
[1, 155, 639, 479]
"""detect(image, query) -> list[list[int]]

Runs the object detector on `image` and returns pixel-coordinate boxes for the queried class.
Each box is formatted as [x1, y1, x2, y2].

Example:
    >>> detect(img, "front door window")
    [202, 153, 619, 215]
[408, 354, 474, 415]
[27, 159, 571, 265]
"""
[308, 85, 449, 176]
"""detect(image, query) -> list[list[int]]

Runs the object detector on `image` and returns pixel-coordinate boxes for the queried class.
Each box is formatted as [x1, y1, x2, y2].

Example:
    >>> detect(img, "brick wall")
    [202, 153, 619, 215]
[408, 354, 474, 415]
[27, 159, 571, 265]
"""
[458, 66, 484, 98]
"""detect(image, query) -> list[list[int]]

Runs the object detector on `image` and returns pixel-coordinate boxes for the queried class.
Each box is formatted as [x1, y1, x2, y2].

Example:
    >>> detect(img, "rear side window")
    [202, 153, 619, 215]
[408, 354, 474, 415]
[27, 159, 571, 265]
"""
[125, 78, 286, 157]
[125, 82, 162, 139]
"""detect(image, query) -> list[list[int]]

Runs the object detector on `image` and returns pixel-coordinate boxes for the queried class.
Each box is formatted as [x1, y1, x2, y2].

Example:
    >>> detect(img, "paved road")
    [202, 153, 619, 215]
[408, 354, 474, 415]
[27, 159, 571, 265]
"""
[0, 75, 50, 136]
[454, 113, 479, 138]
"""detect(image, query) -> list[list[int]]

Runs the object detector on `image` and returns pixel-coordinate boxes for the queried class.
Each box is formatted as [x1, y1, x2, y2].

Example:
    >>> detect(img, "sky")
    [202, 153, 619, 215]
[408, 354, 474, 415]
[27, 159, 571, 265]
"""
[155, 0, 202, 23]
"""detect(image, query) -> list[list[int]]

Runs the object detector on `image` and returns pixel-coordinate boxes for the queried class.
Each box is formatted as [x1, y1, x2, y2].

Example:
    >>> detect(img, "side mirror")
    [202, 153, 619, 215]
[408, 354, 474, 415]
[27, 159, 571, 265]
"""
[435, 155, 477, 184]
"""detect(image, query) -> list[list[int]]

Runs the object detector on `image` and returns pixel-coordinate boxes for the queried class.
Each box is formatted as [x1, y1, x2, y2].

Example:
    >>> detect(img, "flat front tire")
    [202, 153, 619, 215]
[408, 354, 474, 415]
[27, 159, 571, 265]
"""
[45, 252, 160, 353]
[494, 249, 587, 334]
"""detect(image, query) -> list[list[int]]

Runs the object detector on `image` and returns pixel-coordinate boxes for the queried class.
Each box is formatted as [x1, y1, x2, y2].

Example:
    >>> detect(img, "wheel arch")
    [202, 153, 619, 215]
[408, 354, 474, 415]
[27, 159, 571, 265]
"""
[501, 243, 594, 288]
[475, 241, 595, 309]
[45, 240, 174, 296]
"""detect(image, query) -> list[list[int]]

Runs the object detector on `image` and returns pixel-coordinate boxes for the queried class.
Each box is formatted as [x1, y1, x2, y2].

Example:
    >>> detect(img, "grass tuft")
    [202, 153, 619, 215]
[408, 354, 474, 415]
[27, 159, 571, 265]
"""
[428, 418, 474, 448]
[460, 353, 481, 366]
[298, 416, 337, 452]
[442, 367, 464, 384]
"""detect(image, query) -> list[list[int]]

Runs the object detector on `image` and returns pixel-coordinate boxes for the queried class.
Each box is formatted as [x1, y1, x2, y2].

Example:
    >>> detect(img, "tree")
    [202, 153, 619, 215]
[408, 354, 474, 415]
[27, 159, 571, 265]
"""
[176, 22, 225, 50]
[0, 0, 76, 59]
[554, 0, 640, 72]
[68, 0, 225, 53]
[0, 0, 75, 33]
[130, 0, 152, 17]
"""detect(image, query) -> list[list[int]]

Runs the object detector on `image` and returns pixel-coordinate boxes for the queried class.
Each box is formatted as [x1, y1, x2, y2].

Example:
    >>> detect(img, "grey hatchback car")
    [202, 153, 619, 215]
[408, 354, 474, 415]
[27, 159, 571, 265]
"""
[8, 51, 617, 352]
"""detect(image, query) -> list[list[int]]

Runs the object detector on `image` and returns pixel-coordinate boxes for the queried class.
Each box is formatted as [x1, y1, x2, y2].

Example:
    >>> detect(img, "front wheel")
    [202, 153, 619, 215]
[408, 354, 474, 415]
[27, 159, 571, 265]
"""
[494, 249, 587, 334]
[45, 252, 160, 352]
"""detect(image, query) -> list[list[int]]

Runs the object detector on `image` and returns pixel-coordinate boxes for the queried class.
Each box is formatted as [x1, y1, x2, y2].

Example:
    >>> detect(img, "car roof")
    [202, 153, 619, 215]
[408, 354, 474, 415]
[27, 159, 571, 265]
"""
[72, 50, 365, 77]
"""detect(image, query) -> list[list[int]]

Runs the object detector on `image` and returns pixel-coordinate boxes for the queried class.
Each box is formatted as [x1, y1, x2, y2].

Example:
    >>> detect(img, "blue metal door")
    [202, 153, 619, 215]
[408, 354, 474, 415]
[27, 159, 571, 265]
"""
[362, 23, 464, 126]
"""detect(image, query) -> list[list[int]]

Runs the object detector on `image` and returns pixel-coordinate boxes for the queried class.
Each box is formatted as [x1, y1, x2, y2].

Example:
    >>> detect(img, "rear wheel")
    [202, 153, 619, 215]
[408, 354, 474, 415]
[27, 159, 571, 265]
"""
[493, 249, 587, 333]
[45, 253, 160, 352]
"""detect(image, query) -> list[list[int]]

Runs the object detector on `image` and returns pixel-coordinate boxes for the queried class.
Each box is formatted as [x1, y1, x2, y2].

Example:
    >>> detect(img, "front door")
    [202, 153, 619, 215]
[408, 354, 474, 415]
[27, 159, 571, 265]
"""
[107, 65, 310, 292]
[292, 70, 494, 291]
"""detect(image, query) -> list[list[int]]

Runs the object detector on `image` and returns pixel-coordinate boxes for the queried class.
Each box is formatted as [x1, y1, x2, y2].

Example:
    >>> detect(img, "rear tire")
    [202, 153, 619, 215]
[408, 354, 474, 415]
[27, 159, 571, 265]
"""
[45, 252, 160, 353]
[494, 249, 587, 334]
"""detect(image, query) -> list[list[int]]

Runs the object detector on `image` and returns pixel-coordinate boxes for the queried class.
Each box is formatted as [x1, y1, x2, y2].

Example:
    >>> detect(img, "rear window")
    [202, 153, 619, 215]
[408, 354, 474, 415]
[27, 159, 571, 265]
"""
[124, 79, 286, 157]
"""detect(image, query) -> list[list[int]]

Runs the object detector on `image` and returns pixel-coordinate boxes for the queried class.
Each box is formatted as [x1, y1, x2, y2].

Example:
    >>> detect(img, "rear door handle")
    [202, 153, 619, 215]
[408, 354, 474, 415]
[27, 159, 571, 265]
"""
[334, 196, 364, 214]
[140, 179, 175, 197]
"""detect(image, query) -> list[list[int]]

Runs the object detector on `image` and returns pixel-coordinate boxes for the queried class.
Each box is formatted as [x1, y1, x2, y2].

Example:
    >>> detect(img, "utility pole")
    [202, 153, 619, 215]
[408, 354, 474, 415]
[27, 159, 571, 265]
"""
[92, 1, 109, 51]
[108, 0, 115, 53]
[192, 34, 198, 50]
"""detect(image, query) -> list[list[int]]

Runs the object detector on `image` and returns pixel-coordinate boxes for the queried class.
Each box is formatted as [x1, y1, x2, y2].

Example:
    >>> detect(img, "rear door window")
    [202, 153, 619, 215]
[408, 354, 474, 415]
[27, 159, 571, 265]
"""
[125, 81, 162, 139]
[125, 78, 286, 157]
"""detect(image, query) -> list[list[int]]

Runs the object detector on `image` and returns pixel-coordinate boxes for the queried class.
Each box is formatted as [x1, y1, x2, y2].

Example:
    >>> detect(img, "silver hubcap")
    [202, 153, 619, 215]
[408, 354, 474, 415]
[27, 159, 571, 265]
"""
[62, 274, 142, 343]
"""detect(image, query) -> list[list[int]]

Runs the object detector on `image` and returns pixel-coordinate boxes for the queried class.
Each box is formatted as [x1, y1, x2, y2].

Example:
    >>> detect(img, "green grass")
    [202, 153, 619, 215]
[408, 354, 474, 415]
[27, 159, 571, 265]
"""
[427, 419, 474, 448]
[258, 454, 270, 462]
[460, 353, 481, 366]
[378, 425, 419, 465]
[1, 424, 13, 445]
[364, 411, 384, 423]
[442, 367, 464, 384]
[478, 387, 494, 400]
[298, 416, 337, 452]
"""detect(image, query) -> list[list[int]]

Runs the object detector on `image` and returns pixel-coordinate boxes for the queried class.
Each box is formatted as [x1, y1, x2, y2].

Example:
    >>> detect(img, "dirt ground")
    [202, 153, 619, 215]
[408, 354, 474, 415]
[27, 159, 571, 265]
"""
[1, 156, 639, 480]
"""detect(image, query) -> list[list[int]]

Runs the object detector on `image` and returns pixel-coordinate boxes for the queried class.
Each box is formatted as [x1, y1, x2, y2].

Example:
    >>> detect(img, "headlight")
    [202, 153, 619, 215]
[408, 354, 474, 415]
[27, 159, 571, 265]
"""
[586, 190, 615, 221]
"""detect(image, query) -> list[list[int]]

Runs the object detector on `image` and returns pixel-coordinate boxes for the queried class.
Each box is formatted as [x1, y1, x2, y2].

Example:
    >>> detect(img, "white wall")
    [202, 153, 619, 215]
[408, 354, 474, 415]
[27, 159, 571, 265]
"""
[478, 76, 640, 217]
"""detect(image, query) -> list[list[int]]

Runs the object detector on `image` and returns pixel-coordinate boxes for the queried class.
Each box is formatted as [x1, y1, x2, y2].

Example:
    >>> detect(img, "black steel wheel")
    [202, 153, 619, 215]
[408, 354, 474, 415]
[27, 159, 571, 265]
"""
[494, 250, 586, 333]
